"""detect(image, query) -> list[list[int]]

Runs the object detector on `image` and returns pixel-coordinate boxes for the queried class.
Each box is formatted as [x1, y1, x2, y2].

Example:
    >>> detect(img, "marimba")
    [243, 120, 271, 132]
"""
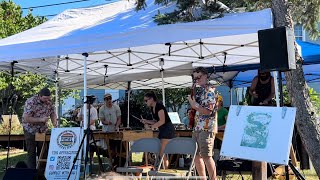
[34, 130, 194, 169]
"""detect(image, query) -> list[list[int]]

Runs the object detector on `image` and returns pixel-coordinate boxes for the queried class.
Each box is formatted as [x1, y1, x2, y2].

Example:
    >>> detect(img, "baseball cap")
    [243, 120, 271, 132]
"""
[104, 93, 112, 98]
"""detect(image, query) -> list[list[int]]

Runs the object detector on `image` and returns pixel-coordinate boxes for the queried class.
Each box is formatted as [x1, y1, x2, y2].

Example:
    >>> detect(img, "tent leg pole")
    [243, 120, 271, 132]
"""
[160, 59, 165, 106]
[272, 71, 280, 107]
[82, 53, 88, 179]
[127, 89, 131, 128]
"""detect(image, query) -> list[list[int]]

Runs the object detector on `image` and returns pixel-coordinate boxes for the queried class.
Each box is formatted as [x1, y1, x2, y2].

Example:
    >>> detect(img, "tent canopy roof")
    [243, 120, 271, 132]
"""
[0, 1, 278, 89]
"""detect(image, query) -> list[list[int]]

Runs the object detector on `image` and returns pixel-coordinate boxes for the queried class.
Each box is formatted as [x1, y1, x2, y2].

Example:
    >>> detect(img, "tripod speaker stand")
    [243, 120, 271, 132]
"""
[67, 95, 104, 179]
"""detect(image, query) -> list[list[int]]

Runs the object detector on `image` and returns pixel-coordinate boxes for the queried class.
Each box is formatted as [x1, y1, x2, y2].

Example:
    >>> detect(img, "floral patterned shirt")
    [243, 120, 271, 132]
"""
[22, 95, 55, 134]
[194, 83, 217, 132]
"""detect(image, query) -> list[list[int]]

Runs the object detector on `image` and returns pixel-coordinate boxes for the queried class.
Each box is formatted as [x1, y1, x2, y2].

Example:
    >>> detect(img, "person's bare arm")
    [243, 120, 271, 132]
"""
[249, 77, 259, 97]
[214, 111, 218, 133]
[115, 116, 121, 128]
[50, 113, 58, 127]
[188, 96, 212, 115]
[151, 110, 166, 129]
[90, 119, 96, 126]
[140, 119, 156, 125]
[23, 113, 48, 123]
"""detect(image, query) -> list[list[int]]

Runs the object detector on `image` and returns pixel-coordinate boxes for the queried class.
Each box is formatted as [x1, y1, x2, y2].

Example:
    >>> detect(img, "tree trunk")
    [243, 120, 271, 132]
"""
[272, 0, 320, 177]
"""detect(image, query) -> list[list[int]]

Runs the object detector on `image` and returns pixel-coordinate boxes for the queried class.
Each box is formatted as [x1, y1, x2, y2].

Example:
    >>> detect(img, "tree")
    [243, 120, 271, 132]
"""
[0, 1, 46, 38]
[0, 1, 75, 119]
[0, 72, 75, 118]
[129, 88, 190, 113]
[135, 0, 320, 176]
[271, 0, 320, 176]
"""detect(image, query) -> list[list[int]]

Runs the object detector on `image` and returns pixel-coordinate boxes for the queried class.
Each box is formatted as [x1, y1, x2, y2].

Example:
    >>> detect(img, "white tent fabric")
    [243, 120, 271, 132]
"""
[0, 0, 273, 89]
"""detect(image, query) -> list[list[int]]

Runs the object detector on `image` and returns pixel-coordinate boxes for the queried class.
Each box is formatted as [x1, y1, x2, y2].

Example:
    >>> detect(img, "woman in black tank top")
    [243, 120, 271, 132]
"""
[249, 70, 275, 106]
[140, 91, 175, 169]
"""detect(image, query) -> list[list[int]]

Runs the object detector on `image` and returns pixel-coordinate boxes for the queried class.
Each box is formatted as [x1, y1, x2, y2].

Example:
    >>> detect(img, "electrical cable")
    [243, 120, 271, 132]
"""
[22, 0, 91, 10]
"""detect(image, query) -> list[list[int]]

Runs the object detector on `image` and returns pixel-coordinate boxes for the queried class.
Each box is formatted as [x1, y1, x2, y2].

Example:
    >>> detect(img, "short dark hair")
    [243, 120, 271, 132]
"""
[193, 67, 208, 75]
[144, 91, 158, 101]
[39, 87, 51, 96]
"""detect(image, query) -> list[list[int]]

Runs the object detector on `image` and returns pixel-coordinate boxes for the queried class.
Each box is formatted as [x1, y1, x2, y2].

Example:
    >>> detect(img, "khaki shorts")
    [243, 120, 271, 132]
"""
[192, 131, 215, 157]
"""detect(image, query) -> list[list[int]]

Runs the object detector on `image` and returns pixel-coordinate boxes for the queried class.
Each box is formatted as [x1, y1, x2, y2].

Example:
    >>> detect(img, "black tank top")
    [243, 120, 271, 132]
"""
[152, 102, 171, 124]
[253, 77, 272, 105]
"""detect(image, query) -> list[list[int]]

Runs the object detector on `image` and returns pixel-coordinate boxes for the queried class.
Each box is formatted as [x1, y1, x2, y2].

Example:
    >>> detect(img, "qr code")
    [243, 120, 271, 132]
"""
[56, 156, 71, 170]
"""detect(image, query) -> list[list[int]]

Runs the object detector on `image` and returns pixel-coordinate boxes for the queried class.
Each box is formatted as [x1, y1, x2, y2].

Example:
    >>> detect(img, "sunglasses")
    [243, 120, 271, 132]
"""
[144, 98, 151, 103]
[104, 97, 112, 100]
[193, 75, 203, 81]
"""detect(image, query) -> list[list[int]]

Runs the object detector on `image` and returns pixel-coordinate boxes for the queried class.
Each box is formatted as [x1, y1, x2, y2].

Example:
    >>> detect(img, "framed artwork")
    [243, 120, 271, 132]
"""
[221, 105, 296, 165]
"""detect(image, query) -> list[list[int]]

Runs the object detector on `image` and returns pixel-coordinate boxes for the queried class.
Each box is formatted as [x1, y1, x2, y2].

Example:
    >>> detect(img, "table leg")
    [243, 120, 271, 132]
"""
[36, 141, 46, 169]
[119, 141, 123, 167]
[106, 138, 113, 167]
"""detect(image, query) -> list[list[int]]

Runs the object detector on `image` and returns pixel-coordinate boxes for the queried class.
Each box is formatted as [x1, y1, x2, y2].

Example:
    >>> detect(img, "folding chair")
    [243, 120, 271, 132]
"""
[149, 137, 197, 180]
[116, 138, 161, 177]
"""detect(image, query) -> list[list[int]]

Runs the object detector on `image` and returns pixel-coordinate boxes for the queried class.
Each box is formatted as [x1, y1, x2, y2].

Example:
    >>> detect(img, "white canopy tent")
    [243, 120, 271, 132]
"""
[0, 1, 274, 172]
[0, 0, 272, 90]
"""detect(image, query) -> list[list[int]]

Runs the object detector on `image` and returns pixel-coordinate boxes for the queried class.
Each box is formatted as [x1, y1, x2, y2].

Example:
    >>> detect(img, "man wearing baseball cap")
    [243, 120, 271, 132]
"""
[99, 93, 121, 132]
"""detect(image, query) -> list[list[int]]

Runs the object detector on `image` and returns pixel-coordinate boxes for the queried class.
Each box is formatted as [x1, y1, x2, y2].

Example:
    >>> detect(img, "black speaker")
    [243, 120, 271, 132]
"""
[3, 168, 38, 180]
[258, 26, 296, 71]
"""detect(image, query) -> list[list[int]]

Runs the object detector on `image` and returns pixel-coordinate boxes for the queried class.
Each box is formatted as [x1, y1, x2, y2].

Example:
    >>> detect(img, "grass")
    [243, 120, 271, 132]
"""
[0, 149, 27, 179]
[0, 150, 318, 180]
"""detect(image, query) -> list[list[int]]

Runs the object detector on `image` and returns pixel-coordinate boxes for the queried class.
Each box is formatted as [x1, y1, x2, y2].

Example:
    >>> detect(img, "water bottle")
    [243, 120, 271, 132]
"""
[179, 157, 184, 168]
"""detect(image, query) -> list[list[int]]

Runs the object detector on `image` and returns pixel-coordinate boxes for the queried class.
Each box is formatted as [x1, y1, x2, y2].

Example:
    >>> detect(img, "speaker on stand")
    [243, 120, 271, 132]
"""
[258, 27, 305, 180]
[258, 26, 296, 71]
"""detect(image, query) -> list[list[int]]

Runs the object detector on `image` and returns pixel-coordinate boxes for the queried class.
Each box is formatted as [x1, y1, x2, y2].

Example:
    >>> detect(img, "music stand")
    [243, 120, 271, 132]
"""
[67, 95, 104, 179]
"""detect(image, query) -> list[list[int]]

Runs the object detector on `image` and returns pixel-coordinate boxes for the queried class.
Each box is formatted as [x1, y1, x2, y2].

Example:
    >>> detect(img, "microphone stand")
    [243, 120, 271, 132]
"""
[5, 61, 18, 170]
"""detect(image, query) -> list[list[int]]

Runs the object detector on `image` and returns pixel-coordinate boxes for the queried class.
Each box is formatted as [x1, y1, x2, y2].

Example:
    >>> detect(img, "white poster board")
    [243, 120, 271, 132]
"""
[221, 105, 296, 165]
[45, 127, 82, 180]
[168, 112, 181, 124]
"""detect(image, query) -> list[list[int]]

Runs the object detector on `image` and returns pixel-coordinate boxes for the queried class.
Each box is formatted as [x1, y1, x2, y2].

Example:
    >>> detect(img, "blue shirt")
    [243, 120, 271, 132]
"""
[182, 116, 190, 126]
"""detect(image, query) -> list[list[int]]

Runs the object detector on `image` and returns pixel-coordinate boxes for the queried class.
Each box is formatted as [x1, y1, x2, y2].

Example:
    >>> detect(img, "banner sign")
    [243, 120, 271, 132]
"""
[45, 127, 82, 180]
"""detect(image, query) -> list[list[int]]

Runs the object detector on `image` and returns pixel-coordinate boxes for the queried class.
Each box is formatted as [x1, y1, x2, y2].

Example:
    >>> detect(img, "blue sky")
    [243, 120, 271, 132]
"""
[12, 0, 117, 18]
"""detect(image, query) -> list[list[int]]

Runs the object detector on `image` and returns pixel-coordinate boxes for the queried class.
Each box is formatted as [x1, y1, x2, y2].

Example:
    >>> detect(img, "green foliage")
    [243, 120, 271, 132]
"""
[130, 88, 189, 112]
[235, 0, 320, 40]
[245, 85, 320, 112]
[290, 0, 320, 39]
[138, 0, 320, 39]
[59, 117, 79, 127]
[0, 72, 75, 119]
[0, 1, 46, 38]
[165, 88, 190, 112]
[117, 88, 190, 127]
[137, 0, 229, 25]
[0, 1, 75, 119]
[309, 88, 320, 115]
